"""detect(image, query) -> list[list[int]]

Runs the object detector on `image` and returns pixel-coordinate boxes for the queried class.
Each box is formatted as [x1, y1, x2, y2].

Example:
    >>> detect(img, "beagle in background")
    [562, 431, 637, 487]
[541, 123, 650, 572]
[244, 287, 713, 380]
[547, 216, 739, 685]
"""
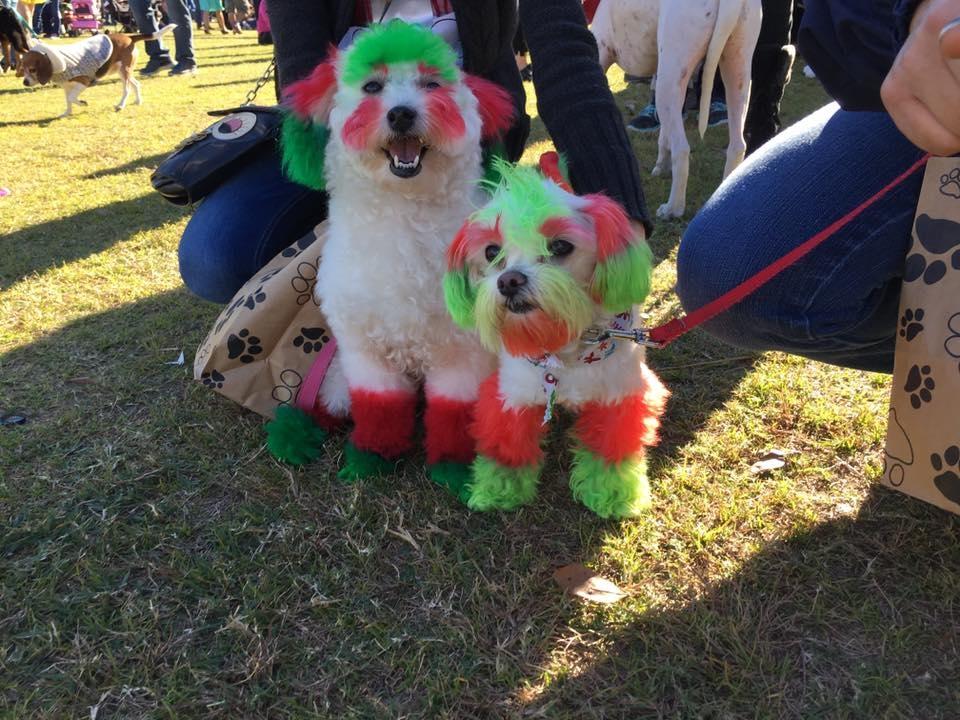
[16, 24, 175, 116]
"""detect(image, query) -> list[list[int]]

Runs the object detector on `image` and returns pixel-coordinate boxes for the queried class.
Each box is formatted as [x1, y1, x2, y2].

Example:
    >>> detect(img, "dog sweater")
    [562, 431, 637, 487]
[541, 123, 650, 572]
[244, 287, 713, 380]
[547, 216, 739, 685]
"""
[47, 34, 114, 83]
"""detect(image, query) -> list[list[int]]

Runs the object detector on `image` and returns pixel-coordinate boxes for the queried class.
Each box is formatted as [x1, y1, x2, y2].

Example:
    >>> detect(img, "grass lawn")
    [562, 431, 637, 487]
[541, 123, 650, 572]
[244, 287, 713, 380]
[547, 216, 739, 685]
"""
[2, 32, 960, 719]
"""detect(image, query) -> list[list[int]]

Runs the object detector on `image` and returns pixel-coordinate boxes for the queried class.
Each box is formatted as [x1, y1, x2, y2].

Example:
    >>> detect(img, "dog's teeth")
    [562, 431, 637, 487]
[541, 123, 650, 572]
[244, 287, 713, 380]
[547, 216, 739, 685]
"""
[393, 154, 400, 166]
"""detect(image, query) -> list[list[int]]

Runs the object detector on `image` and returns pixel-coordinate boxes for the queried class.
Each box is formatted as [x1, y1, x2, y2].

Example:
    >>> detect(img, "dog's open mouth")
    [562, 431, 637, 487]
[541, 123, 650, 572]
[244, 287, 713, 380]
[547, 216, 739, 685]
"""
[383, 136, 427, 178]
[505, 297, 537, 314]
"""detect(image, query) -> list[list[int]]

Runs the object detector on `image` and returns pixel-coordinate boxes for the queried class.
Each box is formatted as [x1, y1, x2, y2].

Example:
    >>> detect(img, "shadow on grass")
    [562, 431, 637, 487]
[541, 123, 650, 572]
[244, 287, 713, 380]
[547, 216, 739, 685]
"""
[0, 85, 38, 96]
[192, 77, 262, 90]
[81, 151, 171, 179]
[0, 192, 188, 290]
[195, 57, 269, 70]
[516, 485, 960, 717]
[0, 115, 64, 127]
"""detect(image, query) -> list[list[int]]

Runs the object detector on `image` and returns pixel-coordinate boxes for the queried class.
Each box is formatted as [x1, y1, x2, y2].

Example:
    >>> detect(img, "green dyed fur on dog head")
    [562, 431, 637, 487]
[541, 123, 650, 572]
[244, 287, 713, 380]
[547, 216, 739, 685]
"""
[342, 20, 459, 86]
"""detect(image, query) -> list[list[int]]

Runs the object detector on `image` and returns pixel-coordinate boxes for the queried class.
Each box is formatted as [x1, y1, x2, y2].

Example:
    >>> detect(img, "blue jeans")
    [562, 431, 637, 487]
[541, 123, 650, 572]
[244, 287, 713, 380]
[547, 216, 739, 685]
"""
[178, 148, 328, 302]
[33, 0, 58, 35]
[676, 103, 927, 373]
[130, 0, 194, 66]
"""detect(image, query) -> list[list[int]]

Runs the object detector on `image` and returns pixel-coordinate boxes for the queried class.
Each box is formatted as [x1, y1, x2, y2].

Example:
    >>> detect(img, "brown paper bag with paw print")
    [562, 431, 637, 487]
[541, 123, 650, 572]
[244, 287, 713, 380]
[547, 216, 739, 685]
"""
[193, 222, 335, 419]
[883, 157, 960, 515]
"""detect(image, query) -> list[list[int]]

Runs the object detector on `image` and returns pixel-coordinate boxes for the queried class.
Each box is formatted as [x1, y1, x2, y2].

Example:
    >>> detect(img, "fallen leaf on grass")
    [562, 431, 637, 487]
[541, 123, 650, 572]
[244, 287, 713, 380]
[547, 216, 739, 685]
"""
[750, 449, 789, 474]
[553, 563, 627, 604]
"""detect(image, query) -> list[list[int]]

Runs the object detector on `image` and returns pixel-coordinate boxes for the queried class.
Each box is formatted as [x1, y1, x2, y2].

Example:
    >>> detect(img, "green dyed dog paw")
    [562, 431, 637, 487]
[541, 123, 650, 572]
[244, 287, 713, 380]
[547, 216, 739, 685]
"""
[338, 441, 396, 481]
[463, 455, 539, 512]
[265, 405, 328, 465]
[569, 448, 651, 518]
[428, 461, 472, 499]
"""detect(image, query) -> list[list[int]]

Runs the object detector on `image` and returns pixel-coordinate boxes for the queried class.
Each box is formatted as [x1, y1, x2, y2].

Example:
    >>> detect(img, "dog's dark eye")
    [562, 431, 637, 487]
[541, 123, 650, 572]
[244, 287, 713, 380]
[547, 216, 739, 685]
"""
[423, 80, 441, 90]
[363, 80, 384, 94]
[548, 239, 574, 257]
[484, 244, 501, 262]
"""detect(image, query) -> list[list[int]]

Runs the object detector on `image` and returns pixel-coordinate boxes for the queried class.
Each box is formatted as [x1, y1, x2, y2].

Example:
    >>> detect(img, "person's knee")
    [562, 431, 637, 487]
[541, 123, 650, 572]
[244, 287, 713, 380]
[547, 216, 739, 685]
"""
[676, 198, 782, 350]
[178, 208, 251, 303]
[676, 205, 729, 315]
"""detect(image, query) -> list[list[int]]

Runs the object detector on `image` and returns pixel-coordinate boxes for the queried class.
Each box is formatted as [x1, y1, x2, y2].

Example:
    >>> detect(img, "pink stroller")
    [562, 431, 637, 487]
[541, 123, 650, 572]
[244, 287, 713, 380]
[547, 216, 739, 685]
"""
[70, 0, 100, 33]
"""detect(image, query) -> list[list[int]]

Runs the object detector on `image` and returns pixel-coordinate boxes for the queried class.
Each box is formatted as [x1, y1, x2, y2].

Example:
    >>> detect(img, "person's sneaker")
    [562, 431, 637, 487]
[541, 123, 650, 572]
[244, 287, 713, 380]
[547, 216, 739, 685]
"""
[707, 100, 728, 127]
[168, 63, 198, 77]
[627, 102, 659, 132]
[140, 56, 173, 76]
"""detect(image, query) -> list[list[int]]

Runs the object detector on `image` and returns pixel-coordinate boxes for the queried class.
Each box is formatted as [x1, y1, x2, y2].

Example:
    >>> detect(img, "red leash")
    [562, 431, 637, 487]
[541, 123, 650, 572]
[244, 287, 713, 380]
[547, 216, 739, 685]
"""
[644, 153, 932, 348]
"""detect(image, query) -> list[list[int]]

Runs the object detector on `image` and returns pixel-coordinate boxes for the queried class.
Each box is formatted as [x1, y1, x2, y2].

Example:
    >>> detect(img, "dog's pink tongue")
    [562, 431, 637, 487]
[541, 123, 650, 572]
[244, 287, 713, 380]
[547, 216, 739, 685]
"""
[389, 136, 421, 163]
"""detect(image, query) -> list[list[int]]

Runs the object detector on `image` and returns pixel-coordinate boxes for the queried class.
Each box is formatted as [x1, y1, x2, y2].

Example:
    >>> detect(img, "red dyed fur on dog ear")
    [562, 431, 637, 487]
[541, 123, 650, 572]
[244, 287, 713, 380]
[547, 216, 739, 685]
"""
[583, 193, 634, 260]
[538, 151, 573, 192]
[285, 47, 339, 122]
[464, 75, 514, 140]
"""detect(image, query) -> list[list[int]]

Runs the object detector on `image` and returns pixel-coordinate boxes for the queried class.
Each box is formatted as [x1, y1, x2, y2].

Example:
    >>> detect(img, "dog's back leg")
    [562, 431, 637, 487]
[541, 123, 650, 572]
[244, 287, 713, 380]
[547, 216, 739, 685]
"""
[115, 61, 141, 111]
[718, 0, 761, 177]
[591, 0, 617, 72]
[653, 5, 712, 218]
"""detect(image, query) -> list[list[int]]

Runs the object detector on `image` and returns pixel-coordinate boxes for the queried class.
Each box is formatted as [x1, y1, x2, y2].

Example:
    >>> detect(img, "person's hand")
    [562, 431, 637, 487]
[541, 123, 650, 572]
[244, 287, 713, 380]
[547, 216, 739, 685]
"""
[882, 0, 960, 155]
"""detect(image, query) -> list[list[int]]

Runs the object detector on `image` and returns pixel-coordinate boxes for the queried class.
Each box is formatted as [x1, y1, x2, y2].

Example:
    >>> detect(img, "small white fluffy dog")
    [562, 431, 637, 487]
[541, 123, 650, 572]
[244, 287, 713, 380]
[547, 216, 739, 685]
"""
[591, 0, 762, 218]
[443, 154, 668, 518]
[278, 21, 514, 482]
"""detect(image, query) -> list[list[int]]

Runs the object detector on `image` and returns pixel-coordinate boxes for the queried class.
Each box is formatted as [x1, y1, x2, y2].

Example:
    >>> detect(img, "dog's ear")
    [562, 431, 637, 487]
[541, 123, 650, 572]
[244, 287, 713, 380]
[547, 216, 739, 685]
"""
[35, 53, 53, 85]
[443, 220, 483, 329]
[280, 50, 338, 190]
[463, 74, 514, 140]
[538, 151, 572, 192]
[284, 49, 338, 124]
[585, 194, 653, 312]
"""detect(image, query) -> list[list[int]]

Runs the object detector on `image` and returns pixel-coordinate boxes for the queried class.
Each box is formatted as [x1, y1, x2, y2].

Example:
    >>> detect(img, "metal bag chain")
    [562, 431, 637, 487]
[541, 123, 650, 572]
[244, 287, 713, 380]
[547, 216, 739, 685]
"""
[243, 57, 277, 106]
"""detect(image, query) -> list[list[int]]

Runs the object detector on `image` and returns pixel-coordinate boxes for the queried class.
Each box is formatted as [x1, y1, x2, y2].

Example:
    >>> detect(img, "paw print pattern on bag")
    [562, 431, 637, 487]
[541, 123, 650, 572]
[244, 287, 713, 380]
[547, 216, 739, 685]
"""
[293, 327, 330, 353]
[940, 168, 960, 199]
[272, 369, 304, 405]
[281, 233, 319, 260]
[945, 314, 960, 373]
[291, 259, 321, 306]
[904, 363, 935, 408]
[201, 369, 225, 389]
[227, 328, 263, 363]
[242, 285, 267, 310]
[931, 445, 960, 505]
[903, 214, 960, 286]
[899, 308, 925, 341]
[215, 294, 247, 334]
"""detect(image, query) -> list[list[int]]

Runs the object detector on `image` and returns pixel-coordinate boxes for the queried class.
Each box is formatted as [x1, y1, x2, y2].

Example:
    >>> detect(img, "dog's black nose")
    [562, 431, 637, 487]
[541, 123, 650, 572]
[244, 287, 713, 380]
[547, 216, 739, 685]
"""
[387, 105, 417, 133]
[497, 270, 528, 298]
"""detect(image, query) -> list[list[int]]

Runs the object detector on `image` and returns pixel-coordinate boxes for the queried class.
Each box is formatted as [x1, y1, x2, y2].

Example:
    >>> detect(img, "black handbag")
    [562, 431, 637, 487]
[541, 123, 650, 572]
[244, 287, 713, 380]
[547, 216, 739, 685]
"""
[150, 104, 284, 206]
[150, 59, 283, 206]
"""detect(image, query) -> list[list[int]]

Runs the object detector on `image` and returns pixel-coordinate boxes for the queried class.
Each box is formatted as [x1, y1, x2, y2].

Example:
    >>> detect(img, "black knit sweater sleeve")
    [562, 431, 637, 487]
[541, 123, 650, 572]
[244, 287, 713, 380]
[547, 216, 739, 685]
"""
[519, 0, 653, 235]
[269, 2, 340, 90]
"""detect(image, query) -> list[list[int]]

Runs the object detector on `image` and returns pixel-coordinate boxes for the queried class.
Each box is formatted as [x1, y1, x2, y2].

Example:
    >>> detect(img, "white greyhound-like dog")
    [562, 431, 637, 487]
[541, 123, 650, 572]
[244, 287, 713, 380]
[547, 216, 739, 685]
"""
[592, 0, 762, 219]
